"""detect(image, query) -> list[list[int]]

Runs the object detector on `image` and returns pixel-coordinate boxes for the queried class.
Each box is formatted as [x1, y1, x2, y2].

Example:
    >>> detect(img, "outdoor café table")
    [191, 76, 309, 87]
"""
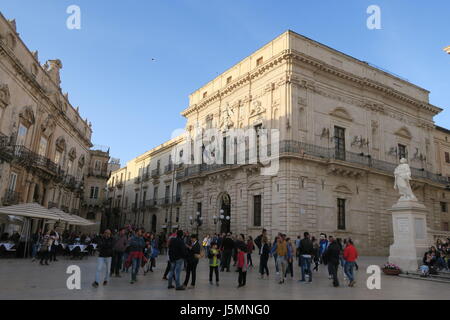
[0, 242, 16, 251]
[68, 244, 87, 252]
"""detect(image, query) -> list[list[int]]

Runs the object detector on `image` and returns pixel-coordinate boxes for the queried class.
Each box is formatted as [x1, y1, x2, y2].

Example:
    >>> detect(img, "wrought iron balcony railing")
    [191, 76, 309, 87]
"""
[48, 202, 58, 209]
[87, 167, 110, 179]
[164, 164, 173, 174]
[2, 190, 21, 206]
[151, 168, 160, 178]
[176, 140, 450, 186]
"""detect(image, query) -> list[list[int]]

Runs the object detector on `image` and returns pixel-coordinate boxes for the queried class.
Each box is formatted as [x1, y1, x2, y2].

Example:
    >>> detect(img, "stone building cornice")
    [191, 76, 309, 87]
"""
[181, 50, 290, 118]
[181, 47, 441, 119]
[0, 40, 93, 148]
[288, 49, 442, 115]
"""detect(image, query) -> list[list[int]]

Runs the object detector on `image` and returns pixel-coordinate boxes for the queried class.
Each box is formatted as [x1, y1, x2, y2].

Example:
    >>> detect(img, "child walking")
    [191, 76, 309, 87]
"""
[237, 246, 248, 288]
[208, 242, 221, 286]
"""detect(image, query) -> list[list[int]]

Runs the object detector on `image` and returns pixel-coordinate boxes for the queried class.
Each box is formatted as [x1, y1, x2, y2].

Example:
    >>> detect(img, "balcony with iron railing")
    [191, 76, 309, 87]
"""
[145, 199, 158, 208]
[88, 167, 110, 179]
[0, 134, 13, 162]
[134, 176, 141, 184]
[151, 168, 160, 178]
[48, 202, 59, 209]
[2, 190, 21, 206]
[143, 172, 150, 181]
[164, 163, 173, 174]
[176, 140, 450, 186]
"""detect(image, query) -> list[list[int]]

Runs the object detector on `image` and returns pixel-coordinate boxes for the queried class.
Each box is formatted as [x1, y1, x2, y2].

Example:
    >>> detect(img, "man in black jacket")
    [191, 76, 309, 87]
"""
[220, 233, 235, 272]
[184, 234, 201, 288]
[168, 230, 187, 290]
[254, 229, 267, 254]
[299, 232, 314, 282]
[323, 236, 340, 287]
[92, 229, 114, 288]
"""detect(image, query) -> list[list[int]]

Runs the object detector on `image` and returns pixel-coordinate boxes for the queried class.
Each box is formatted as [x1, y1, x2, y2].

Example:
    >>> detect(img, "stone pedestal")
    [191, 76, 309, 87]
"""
[388, 200, 429, 272]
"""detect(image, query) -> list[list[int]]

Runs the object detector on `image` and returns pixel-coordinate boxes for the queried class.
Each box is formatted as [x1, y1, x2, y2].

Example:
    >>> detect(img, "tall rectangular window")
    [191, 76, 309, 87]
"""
[334, 126, 346, 160]
[165, 185, 170, 203]
[8, 172, 17, 191]
[54, 150, 62, 165]
[253, 195, 262, 227]
[67, 160, 73, 175]
[17, 124, 28, 146]
[445, 152, 450, 164]
[337, 198, 346, 230]
[176, 207, 180, 223]
[440, 202, 448, 213]
[255, 124, 262, 161]
[38, 136, 48, 157]
[197, 202, 202, 216]
[176, 183, 181, 201]
[90, 186, 99, 199]
[398, 144, 407, 160]
[223, 136, 227, 164]
[94, 160, 101, 170]
[153, 187, 158, 205]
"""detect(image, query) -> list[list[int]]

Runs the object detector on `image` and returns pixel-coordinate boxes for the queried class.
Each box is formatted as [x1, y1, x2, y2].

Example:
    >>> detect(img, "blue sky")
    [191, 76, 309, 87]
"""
[1, 0, 449, 164]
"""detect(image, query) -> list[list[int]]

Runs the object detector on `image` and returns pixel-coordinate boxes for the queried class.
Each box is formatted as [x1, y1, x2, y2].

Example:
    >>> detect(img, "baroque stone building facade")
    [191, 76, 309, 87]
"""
[107, 30, 450, 255]
[0, 13, 109, 234]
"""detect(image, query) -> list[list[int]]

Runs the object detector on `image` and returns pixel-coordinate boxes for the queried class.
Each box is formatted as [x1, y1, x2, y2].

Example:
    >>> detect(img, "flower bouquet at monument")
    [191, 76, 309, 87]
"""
[382, 263, 401, 275]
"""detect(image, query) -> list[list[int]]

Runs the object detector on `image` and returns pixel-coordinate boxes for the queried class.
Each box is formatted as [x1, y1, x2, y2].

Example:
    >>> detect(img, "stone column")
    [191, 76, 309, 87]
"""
[27, 182, 36, 203]
[388, 200, 429, 272]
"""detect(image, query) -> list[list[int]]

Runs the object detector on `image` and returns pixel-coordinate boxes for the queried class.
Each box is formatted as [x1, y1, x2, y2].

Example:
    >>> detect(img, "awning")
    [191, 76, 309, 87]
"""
[48, 207, 95, 226]
[0, 203, 62, 220]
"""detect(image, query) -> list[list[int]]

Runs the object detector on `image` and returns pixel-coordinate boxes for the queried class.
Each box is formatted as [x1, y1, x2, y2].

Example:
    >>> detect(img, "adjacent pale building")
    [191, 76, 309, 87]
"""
[108, 30, 450, 254]
[0, 13, 109, 235]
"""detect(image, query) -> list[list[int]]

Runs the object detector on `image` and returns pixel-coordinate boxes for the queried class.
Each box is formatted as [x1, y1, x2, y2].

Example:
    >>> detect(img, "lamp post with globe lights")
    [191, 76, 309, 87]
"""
[189, 211, 203, 235]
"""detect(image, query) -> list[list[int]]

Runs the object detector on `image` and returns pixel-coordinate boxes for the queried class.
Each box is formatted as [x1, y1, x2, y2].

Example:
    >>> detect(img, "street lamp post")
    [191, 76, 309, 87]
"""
[189, 211, 203, 235]
[217, 209, 230, 234]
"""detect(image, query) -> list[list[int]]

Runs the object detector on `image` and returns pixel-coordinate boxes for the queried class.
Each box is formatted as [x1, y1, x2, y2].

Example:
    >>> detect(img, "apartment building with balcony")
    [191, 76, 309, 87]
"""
[0, 13, 109, 234]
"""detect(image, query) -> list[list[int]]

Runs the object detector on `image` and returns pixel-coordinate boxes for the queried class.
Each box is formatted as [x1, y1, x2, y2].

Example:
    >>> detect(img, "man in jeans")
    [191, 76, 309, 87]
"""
[220, 233, 234, 272]
[129, 228, 145, 284]
[271, 234, 289, 284]
[168, 230, 187, 290]
[111, 228, 128, 277]
[343, 238, 358, 287]
[323, 236, 340, 287]
[299, 232, 314, 283]
[92, 229, 114, 288]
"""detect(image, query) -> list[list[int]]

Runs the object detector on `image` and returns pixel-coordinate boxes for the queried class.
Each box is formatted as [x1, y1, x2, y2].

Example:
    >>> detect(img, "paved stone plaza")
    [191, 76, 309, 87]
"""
[0, 256, 448, 300]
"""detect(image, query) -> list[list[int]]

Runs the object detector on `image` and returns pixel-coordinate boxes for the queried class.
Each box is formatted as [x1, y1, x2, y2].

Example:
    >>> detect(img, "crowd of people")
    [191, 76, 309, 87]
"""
[90, 227, 360, 290]
[419, 239, 450, 276]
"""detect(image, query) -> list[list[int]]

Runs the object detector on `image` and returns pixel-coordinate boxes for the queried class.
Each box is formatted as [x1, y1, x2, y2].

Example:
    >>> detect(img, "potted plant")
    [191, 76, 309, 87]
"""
[382, 263, 401, 275]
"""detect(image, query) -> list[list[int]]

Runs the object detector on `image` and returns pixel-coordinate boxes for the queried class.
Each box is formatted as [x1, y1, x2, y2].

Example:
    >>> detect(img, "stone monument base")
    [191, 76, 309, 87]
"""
[388, 199, 429, 272]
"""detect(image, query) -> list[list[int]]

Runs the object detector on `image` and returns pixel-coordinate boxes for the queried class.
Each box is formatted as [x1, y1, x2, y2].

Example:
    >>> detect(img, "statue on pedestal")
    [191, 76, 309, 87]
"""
[394, 158, 417, 202]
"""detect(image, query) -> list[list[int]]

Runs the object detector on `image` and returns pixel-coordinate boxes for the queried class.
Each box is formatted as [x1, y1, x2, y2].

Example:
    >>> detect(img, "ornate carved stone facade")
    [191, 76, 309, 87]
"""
[108, 30, 450, 254]
[0, 13, 107, 234]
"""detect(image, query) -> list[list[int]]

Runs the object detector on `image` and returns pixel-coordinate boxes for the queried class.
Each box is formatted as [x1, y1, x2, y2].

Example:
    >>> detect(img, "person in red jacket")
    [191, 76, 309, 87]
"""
[237, 246, 248, 288]
[343, 239, 358, 287]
